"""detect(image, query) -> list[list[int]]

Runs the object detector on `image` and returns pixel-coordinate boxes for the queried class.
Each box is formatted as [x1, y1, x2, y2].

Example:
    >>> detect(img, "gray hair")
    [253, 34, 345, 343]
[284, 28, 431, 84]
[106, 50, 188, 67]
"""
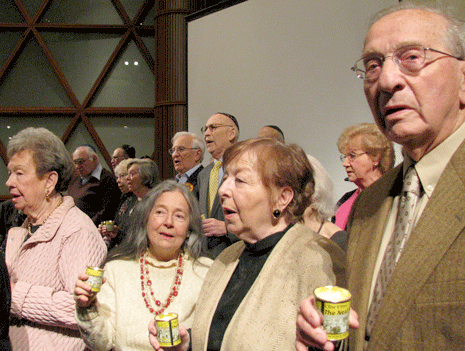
[114, 158, 133, 177]
[368, 2, 465, 59]
[171, 131, 206, 162]
[105, 180, 205, 263]
[128, 159, 159, 189]
[7, 127, 74, 193]
[306, 154, 336, 219]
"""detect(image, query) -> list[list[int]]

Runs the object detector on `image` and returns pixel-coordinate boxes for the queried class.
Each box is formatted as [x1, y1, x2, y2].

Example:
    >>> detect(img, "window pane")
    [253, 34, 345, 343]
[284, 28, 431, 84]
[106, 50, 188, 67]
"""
[0, 37, 73, 107]
[90, 115, 154, 160]
[142, 6, 155, 26]
[20, 0, 42, 20]
[0, 116, 74, 194]
[0, 162, 8, 195]
[119, 0, 146, 21]
[0, 32, 23, 69]
[0, 0, 24, 23]
[41, 32, 122, 104]
[42, 0, 123, 25]
[141, 36, 155, 61]
[92, 41, 154, 107]
[0, 115, 73, 146]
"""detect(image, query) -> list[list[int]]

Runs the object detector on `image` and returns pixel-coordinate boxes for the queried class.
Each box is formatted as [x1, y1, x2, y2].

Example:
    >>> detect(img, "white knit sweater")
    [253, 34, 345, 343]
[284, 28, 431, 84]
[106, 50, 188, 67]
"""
[76, 254, 212, 351]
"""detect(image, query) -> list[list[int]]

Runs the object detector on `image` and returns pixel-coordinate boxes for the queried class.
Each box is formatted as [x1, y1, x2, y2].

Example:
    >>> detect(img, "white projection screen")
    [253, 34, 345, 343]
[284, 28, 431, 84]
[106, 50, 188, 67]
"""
[187, 0, 399, 200]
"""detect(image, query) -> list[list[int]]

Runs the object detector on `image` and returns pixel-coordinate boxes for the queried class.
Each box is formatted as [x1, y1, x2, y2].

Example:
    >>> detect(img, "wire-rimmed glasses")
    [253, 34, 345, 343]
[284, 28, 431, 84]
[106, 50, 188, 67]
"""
[351, 45, 463, 82]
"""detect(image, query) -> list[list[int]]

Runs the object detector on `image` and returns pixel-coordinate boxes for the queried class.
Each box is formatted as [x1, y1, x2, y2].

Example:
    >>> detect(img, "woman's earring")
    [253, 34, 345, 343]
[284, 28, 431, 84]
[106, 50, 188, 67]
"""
[273, 209, 281, 219]
[45, 191, 50, 201]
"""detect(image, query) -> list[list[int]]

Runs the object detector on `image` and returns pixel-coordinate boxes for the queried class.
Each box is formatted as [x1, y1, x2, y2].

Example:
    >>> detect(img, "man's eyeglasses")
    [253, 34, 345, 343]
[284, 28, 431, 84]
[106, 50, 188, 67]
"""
[73, 158, 89, 165]
[168, 147, 199, 155]
[351, 45, 464, 82]
[200, 124, 233, 134]
[340, 152, 366, 163]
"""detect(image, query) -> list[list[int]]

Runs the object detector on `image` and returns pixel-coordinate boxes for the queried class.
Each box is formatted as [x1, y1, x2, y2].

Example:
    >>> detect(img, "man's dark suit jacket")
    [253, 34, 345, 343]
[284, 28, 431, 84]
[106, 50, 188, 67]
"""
[67, 168, 121, 225]
[197, 162, 238, 258]
[181, 164, 203, 195]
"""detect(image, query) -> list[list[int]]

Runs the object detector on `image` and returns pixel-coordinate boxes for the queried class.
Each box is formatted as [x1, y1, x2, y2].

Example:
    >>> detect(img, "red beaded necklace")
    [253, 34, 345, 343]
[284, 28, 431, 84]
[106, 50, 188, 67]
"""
[140, 250, 184, 315]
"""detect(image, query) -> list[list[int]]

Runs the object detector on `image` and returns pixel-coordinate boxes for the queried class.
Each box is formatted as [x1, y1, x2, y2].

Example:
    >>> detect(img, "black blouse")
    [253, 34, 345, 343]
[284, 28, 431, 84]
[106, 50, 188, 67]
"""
[206, 224, 292, 351]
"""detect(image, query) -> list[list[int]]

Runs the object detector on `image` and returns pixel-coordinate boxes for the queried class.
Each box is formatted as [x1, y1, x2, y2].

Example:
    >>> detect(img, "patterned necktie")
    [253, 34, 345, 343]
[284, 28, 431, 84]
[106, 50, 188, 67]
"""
[366, 166, 421, 336]
[208, 161, 222, 215]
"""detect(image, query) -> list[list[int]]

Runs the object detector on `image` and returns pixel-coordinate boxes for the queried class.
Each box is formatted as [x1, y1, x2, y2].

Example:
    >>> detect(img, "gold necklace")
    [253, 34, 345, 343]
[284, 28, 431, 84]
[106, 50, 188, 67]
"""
[27, 197, 64, 235]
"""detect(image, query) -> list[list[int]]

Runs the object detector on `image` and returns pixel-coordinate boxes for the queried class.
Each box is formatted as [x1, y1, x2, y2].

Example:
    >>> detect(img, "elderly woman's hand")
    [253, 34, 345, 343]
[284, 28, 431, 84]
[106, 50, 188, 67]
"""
[202, 218, 227, 237]
[148, 319, 190, 351]
[74, 273, 106, 308]
[98, 224, 119, 242]
[295, 296, 359, 351]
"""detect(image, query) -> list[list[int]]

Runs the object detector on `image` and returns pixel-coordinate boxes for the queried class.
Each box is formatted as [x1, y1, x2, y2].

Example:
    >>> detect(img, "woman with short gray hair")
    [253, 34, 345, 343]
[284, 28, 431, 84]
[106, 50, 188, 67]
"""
[7, 127, 75, 193]
[99, 158, 137, 248]
[5, 127, 106, 350]
[103, 158, 160, 248]
[127, 159, 159, 199]
[302, 154, 347, 250]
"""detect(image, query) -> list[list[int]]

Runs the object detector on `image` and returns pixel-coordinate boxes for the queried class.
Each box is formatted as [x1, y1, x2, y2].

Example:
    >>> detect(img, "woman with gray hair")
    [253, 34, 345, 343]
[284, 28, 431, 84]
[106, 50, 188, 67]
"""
[98, 158, 137, 250]
[100, 158, 160, 248]
[5, 127, 106, 350]
[75, 180, 212, 350]
[98, 158, 137, 248]
[127, 158, 159, 200]
[302, 154, 347, 250]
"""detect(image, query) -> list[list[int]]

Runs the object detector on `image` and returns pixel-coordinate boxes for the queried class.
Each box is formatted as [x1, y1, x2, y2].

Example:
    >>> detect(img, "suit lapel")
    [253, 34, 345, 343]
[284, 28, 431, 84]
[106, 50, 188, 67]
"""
[210, 177, 224, 220]
[370, 142, 465, 349]
[347, 166, 402, 349]
[200, 162, 223, 219]
[199, 163, 213, 216]
[187, 164, 203, 185]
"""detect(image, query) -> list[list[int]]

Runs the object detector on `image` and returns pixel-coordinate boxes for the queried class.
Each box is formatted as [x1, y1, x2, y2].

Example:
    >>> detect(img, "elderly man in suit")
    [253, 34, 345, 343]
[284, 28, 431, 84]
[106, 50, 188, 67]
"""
[170, 131, 205, 192]
[296, 3, 465, 351]
[68, 145, 121, 225]
[198, 112, 240, 258]
[110, 144, 135, 169]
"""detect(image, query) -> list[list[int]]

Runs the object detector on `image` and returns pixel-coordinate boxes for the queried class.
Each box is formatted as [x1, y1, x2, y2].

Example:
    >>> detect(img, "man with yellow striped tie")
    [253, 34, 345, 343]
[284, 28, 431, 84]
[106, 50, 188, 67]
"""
[197, 112, 240, 258]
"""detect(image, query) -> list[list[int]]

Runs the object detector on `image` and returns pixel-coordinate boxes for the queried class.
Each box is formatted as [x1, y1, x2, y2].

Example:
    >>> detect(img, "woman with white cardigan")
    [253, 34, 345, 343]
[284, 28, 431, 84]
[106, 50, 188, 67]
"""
[75, 180, 212, 351]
